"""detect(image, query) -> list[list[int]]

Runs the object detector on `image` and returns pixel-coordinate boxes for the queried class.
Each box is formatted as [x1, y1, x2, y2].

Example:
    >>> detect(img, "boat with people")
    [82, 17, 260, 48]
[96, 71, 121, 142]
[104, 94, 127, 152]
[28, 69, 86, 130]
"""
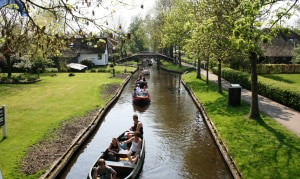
[135, 74, 147, 89]
[88, 131, 145, 179]
[141, 67, 150, 75]
[132, 92, 151, 106]
[147, 59, 153, 66]
[133, 82, 150, 106]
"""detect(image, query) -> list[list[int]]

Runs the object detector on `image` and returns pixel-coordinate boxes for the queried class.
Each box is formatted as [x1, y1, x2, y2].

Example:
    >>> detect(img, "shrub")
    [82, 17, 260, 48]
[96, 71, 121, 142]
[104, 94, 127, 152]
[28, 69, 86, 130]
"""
[80, 59, 94, 69]
[45, 68, 58, 73]
[216, 68, 300, 111]
[97, 69, 107, 73]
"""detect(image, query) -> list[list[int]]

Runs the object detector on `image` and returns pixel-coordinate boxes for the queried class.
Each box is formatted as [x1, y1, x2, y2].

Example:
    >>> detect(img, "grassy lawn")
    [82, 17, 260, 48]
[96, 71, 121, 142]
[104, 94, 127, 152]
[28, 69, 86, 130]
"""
[183, 71, 300, 179]
[260, 74, 300, 85]
[160, 60, 190, 71]
[0, 67, 134, 178]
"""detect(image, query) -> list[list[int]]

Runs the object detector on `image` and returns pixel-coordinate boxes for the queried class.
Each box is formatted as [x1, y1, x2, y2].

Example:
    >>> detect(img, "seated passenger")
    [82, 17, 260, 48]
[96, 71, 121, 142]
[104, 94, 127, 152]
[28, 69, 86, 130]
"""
[107, 137, 120, 161]
[135, 84, 141, 95]
[141, 85, 148, 96]
[126, 114, 143, 139]
[120, 133, 142, 164]
[92, 159, 117, 179]
[133, 87, 138, 97]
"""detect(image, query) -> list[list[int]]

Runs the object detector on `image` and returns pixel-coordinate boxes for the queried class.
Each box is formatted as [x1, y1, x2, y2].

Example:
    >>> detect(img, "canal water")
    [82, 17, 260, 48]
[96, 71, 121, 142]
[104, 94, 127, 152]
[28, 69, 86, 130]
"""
[61, 62, 233, 179]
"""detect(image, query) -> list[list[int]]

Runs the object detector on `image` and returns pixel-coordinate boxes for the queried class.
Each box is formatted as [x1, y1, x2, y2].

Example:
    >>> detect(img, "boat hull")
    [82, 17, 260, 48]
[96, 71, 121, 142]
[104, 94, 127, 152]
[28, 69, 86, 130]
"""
[132, 94, 151, 106]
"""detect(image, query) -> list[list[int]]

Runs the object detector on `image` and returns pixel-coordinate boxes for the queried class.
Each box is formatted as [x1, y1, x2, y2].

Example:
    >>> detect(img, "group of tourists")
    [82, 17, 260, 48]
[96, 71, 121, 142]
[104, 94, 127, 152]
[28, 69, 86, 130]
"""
[133, 74, 149, 97]
[92, 114, 144, 179]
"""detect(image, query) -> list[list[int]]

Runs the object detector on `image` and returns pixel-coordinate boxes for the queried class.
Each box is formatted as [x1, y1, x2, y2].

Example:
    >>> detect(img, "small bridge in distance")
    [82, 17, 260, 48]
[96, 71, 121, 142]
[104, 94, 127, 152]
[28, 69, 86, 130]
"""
[117, 51, 174, 63]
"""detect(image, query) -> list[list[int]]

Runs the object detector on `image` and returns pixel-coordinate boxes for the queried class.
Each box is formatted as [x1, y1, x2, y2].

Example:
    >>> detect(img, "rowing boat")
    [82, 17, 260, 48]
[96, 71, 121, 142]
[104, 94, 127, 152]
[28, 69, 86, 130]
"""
[88, 131, 145, 179]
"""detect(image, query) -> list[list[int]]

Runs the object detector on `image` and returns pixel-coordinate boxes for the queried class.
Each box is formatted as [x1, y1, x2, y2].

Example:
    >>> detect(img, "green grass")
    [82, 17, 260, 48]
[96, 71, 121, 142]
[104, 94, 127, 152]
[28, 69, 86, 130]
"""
[183, 71, 300, 179]
[0, 67, 134, 178]
[161, 60, 189, 72]
[260, 73, 300, 85]
[87, 64, 137, 73]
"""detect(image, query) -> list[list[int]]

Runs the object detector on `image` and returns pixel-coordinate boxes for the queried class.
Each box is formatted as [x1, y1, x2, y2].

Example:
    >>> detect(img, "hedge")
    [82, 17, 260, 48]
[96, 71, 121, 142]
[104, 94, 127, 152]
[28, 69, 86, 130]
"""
[212, 67, 300, 111]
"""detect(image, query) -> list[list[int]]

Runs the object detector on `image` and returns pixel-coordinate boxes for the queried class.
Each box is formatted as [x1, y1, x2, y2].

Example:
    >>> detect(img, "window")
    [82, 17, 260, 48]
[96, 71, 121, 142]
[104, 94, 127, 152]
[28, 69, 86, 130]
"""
[98, 54, 102, 60]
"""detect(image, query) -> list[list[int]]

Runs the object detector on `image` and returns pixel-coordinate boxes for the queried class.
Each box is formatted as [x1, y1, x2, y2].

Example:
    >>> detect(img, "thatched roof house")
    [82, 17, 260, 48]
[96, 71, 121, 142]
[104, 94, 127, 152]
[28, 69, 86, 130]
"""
[260, 30, 300, 64]
[60, 37, 109, 66]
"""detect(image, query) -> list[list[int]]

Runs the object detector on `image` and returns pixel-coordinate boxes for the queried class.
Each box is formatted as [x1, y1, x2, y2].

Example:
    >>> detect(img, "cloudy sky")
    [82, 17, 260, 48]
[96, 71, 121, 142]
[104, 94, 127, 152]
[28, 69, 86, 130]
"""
[108, 0, 156, 30]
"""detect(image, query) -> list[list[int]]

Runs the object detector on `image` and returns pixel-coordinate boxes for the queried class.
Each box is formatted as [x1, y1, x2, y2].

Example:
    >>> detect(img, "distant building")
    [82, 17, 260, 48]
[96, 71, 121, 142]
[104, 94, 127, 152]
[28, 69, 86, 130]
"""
[62, 37, 109, 66]
[260, 30, 300, 64]
[107, 38, 118, 62]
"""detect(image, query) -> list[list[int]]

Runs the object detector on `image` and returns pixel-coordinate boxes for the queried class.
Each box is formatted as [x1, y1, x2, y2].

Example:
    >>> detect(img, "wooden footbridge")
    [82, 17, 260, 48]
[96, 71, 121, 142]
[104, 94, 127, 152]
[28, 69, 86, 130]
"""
[117, 51, 174, 63]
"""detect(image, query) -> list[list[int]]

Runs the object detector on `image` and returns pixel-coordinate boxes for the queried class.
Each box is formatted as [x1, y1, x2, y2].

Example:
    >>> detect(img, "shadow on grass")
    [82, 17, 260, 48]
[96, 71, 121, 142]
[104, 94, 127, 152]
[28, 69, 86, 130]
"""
[261, 75, 295, 84]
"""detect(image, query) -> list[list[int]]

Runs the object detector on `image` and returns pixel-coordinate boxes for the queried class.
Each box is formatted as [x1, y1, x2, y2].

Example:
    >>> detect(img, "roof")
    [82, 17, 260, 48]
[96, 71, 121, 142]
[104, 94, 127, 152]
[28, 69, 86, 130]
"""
[261, 30, 300, 57]
[71, 38, 107, 53]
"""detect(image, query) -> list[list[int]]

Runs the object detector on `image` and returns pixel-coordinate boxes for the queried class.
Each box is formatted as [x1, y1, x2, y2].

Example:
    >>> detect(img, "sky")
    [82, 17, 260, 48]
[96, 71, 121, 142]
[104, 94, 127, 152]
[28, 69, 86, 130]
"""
[101, 0, 157, 31]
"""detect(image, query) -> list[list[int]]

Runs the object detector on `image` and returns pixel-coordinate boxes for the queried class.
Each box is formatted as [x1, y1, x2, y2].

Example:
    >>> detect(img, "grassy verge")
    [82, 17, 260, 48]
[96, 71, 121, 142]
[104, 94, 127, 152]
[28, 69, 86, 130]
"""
[0, 67, 134, 178]
[260, 73, 300, 86]
[182, 71, 300, 179]
[160, 60, 190, 71]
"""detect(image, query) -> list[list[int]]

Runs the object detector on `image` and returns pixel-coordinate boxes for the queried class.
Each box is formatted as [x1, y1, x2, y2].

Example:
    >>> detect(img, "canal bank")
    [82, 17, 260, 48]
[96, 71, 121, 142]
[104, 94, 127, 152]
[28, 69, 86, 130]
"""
[40, 70, 137, 179]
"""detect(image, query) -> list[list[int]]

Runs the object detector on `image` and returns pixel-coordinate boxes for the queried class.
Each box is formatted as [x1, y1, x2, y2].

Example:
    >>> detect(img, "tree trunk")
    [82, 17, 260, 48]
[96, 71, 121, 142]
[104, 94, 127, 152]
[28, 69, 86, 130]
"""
[217, 59, 222, 93]
[4, 54, 12, 78]
[197, 58, 201, 79]
[206, 56, 209, 85]
[178, 46, 182, 67]
[249, 51, 261, 119]
[169, 46, 173, 58]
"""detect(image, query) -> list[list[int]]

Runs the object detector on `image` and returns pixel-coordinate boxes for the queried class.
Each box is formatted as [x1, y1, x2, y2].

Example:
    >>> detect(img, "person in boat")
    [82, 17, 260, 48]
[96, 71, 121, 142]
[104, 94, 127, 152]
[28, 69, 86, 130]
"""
[120, 133, 142, 164]
[135, 84, 141, 96]
[92, 158, 117, 179]
[141, 85, 148, 96]
[107, 137, 120, 161]
[126, 114, 143, 139]
[136, 74, 143, 83]
[133, 87, 138, 97]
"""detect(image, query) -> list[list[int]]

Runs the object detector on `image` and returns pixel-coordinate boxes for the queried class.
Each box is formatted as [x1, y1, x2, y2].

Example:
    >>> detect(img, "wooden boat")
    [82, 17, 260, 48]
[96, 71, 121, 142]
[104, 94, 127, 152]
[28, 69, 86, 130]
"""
[141, 68, 150, 75]
[132, 93, 151, 106]
[88, 131, 145, 179]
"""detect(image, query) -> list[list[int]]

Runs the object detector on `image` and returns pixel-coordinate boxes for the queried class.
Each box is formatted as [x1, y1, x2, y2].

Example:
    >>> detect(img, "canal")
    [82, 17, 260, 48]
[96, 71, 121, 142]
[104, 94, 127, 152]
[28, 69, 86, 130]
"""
[60, 62, 233, 179]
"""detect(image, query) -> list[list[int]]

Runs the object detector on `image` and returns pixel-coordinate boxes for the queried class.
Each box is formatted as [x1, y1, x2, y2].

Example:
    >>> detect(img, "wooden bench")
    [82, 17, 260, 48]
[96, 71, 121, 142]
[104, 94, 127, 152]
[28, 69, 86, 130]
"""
[116, 149, 128, 158]
[106, 160, 134, 169]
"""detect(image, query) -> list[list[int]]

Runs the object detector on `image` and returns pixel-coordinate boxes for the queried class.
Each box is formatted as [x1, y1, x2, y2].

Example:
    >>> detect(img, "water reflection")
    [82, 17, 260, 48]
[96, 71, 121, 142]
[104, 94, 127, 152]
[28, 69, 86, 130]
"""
[132, 104, 150, 113]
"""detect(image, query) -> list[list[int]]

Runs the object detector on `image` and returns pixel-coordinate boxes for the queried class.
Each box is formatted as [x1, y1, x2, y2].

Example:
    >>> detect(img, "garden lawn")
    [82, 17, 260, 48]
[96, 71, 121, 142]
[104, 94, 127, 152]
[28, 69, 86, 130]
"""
[260, 74, 300, 86]
[0, 70, 133, 179]
[183, 71, 300, 179]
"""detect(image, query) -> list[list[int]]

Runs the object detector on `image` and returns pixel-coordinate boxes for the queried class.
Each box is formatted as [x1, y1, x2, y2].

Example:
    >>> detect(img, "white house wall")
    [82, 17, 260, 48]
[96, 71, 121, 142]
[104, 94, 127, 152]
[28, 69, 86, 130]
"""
[77, 43, 109, 66]
[78, 53, 107, 66]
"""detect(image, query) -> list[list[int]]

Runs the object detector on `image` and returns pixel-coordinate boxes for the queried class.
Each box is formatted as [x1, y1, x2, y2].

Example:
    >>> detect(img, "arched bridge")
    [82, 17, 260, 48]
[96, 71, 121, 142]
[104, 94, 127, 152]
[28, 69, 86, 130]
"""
[117, 51, 174, 63]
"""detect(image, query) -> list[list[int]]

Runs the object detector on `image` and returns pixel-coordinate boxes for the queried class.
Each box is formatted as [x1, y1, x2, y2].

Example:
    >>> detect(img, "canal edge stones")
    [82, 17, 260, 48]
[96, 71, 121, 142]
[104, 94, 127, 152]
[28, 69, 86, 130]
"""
[40, 69, 138, 179]
[181, 76, 243, 179]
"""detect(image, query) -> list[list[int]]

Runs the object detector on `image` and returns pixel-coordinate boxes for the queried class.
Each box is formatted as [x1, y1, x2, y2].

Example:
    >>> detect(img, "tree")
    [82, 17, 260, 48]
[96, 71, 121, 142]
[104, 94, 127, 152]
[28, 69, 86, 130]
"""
[151, 0, 174, 56]
[0, 6, 70, 77]
[161, 0, 192, 67]
[0, 9, 30, 78]
[292, 44, 300, 64]
[230, 0, 298, 119]
[0, 0, 143, 76]
[127, 16, 149, 53]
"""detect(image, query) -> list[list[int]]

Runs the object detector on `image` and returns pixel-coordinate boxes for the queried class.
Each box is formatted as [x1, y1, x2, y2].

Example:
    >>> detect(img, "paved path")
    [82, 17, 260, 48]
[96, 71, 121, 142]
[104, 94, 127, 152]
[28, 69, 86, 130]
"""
[182, 63, 300, 137]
